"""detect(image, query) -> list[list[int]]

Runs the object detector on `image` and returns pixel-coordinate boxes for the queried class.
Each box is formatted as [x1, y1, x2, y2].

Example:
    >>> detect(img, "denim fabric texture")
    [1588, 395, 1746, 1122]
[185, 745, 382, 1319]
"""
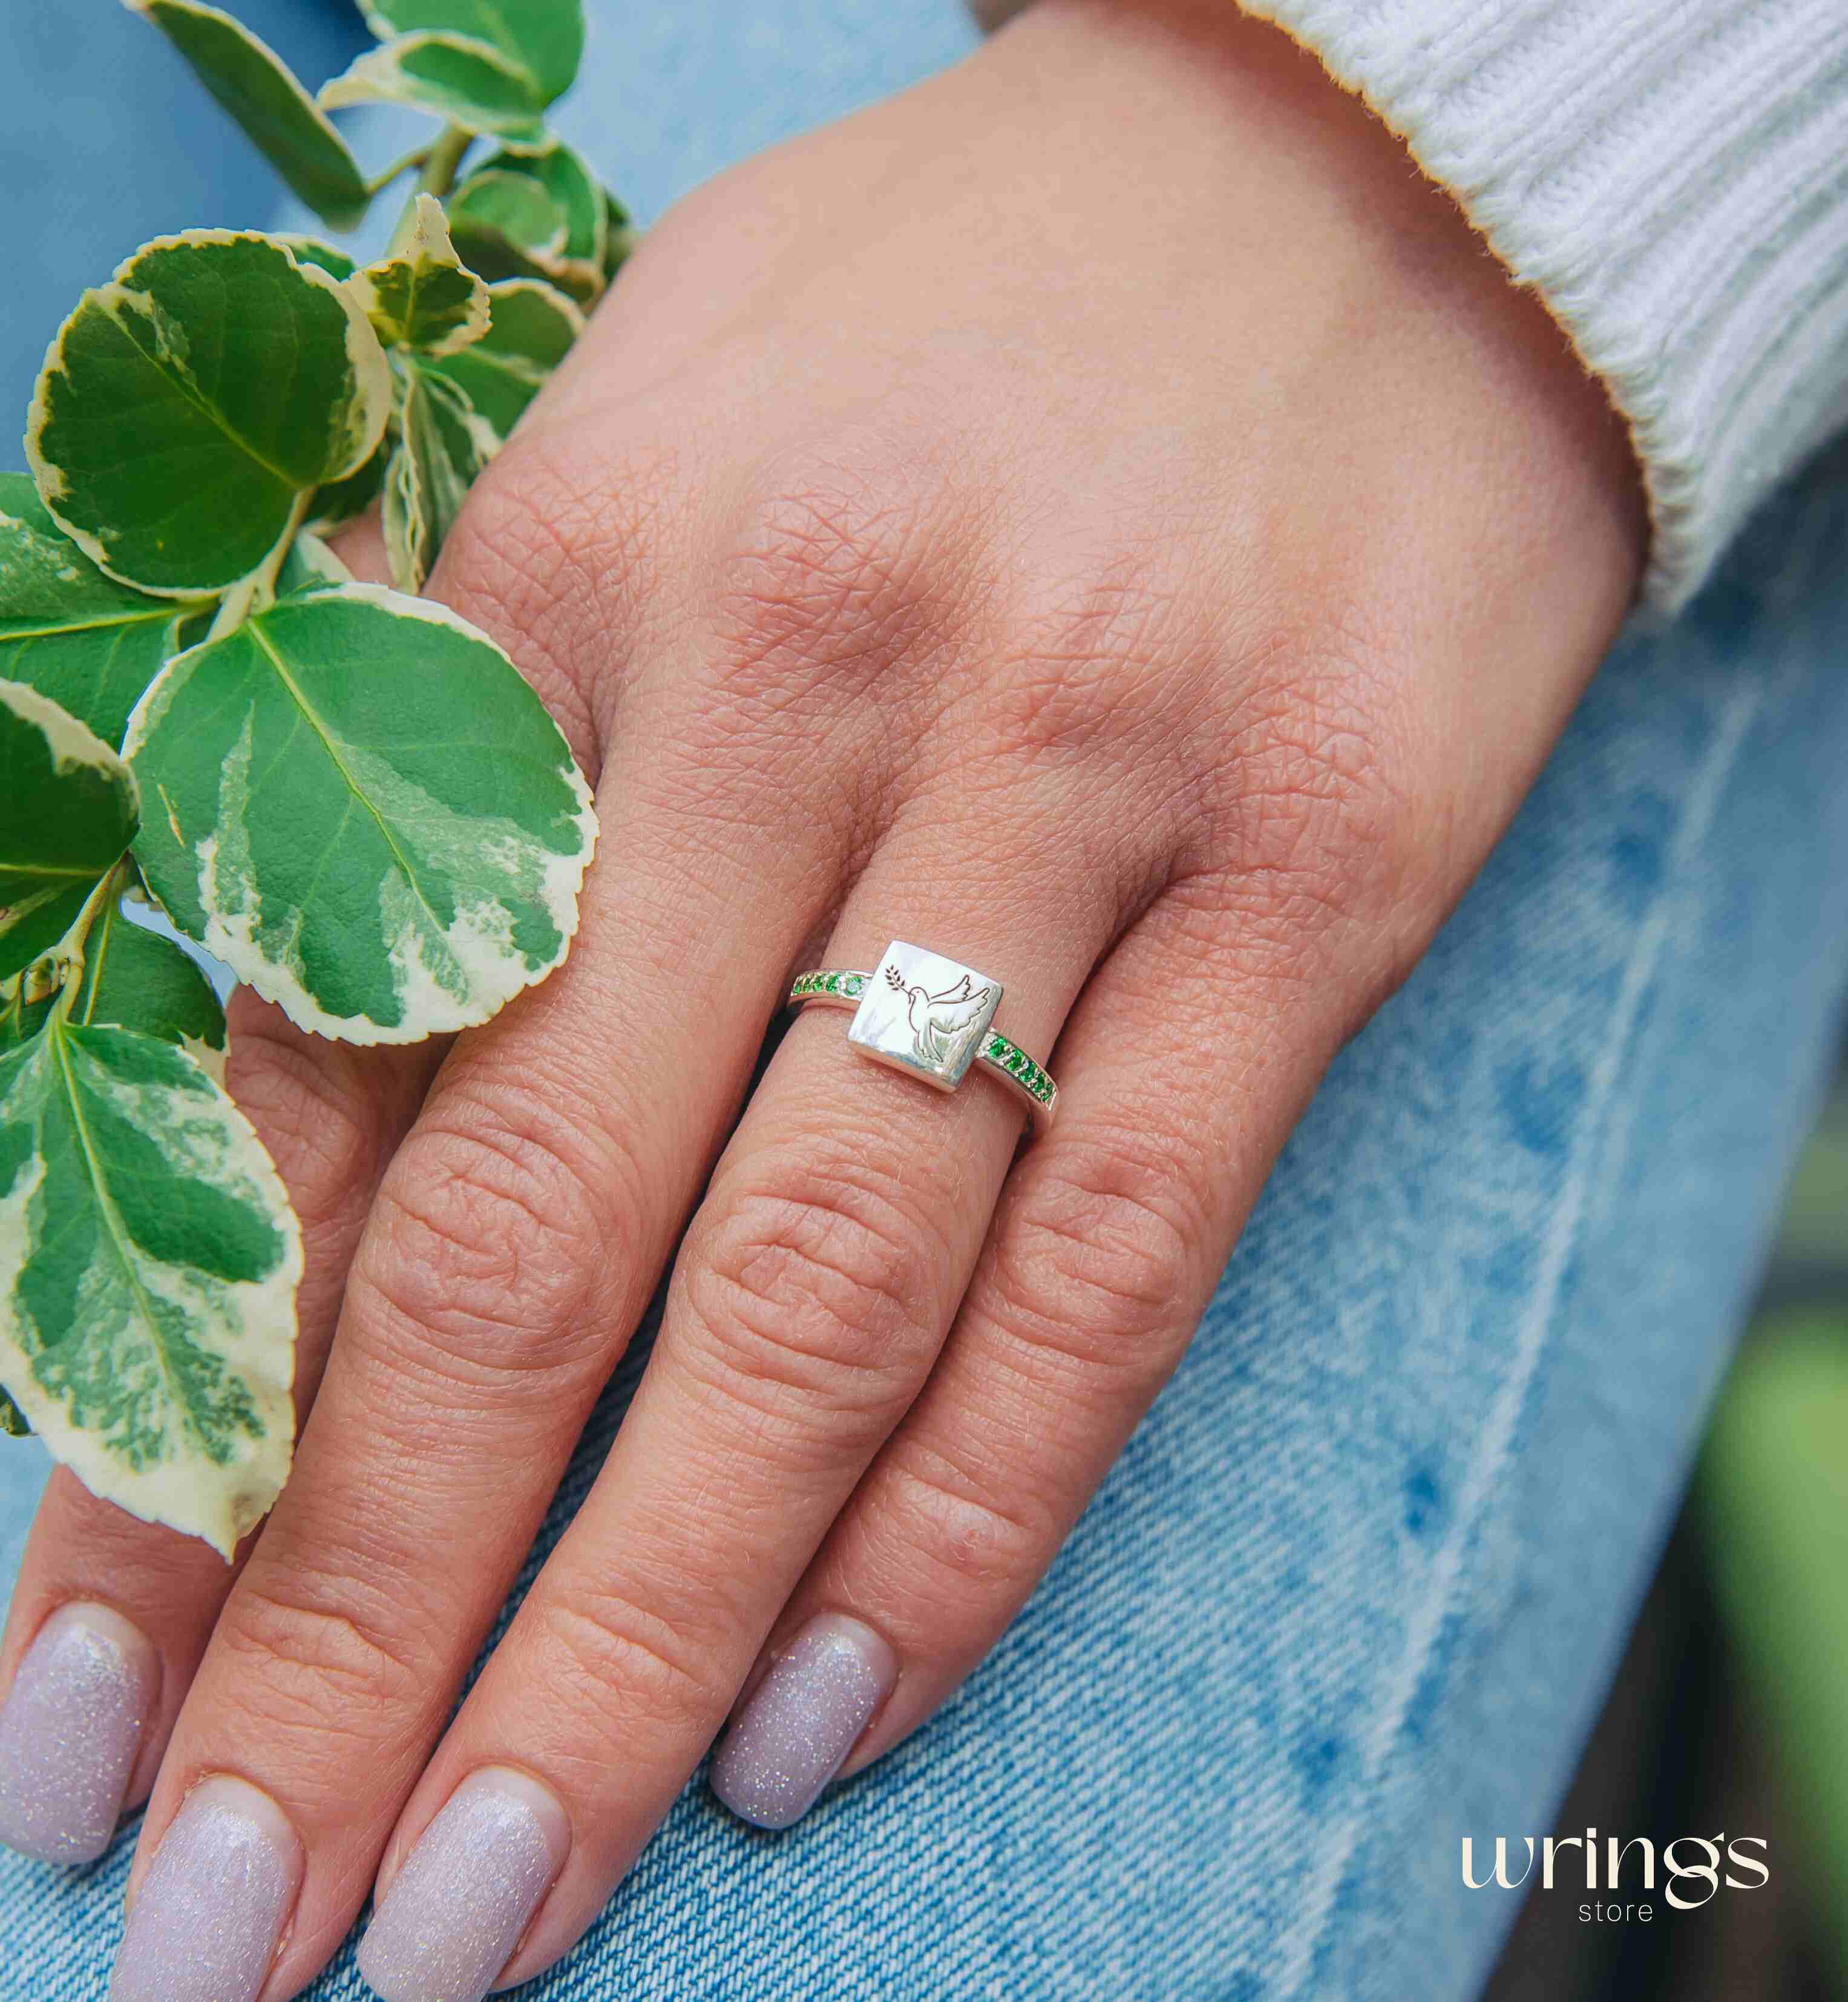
[4, 4, 1848, 1998]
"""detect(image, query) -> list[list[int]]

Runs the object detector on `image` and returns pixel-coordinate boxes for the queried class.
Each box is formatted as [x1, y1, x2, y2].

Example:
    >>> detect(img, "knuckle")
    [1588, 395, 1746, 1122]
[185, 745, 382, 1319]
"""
[217, 1563, 429, 1730]
[876, 1439, 1055, 1596]
[356, 1094, 618, 1382]
[980, 554, 1200, 768]
[437, 425, 680, 758]
[680, 1145, 948, 1425]
[525, 1586, 729, 1738]
[1211, 623, 1420, 948]
[703, 445, 962, 720]
[985, 1134, 1203, 1379]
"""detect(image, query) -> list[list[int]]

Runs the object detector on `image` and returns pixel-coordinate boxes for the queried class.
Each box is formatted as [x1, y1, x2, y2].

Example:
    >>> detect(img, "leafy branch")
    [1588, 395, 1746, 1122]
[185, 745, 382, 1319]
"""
[0, 0, 624, 1552]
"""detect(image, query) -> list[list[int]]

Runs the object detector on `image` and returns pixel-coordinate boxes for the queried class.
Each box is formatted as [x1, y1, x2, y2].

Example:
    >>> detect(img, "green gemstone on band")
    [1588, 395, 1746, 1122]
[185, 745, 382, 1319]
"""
[787, 965, 1057, 1124]
[981, 1031, 1055, 1106]
[787, 970, 869, 1001]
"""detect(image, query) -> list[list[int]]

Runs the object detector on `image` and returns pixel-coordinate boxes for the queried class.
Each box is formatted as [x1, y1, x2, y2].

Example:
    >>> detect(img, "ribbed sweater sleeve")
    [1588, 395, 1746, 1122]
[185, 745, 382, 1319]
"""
[972, 0, 1848, 614]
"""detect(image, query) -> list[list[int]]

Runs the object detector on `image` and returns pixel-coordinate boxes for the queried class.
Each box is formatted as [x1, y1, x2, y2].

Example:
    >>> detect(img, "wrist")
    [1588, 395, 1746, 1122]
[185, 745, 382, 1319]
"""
[969, 0, 1647, 635]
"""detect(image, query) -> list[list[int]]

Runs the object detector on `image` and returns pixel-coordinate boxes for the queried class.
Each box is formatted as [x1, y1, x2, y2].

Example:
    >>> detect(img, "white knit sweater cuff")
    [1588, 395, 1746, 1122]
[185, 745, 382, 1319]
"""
[975, 0, 1848, 615]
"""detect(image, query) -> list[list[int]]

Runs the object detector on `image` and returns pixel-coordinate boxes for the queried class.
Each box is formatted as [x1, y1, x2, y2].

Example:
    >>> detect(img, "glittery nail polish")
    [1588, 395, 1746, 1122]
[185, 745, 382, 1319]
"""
[356, 1768, 569, 2002]
[109, 1776, 302, 2002]
[0, 1602, 157, 1863]
[710, 1612, 897, 1830]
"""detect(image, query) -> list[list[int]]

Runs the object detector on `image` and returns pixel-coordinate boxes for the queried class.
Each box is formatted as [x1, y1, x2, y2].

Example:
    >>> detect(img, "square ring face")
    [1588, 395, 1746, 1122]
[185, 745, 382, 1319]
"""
[848, 940, 1003, 1092]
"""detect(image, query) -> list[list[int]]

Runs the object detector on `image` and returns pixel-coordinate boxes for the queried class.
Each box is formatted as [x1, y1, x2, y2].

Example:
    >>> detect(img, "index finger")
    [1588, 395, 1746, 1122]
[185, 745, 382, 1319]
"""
[107, 658, 847, 1997]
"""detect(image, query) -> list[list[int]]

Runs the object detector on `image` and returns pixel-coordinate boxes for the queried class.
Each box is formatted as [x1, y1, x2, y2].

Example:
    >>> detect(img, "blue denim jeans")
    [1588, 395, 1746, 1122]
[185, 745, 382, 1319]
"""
[5, 4, 1848, 1997]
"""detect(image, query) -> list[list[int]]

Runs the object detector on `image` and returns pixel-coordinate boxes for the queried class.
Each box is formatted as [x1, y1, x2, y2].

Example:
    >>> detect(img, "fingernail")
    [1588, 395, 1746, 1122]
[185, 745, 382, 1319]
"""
[710, 1612, 897, 1830]
[109, 1776, 302, 2002]
[356, 1768, 569, 2002]
[0, 1603, 157, 1863]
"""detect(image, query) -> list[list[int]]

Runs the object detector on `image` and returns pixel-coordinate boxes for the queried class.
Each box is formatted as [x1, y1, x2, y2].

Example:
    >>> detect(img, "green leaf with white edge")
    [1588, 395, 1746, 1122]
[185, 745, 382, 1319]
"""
[475, 142, 605, 272]
[319, 33, 547, 145]
[463, 277, 582, 367]
[450, 169, 566, 254]
[274, 530, 354, 596]
[382, 359, 498, 592]
[424, 278, 582, 435]
[380, 450, 421, 596]
[67, 900, 228, 1080]
[277, 234, 355, 281]
[447, 167, 600, 304]
[29, 232, 390, 596]
[0, 1018, 300, 1554]
[354, 194, 490, 356]
[0, 473, 209, 749]
[128, 583, 596, 1043]
[361, 0, 583, 103]
[125, 0, 371, 228]
[0, 681, 139, 985]
[448, 168, 567, 265]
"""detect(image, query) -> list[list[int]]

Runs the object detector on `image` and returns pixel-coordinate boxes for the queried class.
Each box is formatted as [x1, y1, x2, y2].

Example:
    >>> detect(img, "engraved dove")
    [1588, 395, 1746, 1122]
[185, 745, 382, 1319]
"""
[884, 963, 997, 1072]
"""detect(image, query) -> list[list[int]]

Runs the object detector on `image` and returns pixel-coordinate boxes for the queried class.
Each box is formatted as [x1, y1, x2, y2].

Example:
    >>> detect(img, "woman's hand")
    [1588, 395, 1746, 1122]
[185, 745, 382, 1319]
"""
[0, 1, 1643, 1994]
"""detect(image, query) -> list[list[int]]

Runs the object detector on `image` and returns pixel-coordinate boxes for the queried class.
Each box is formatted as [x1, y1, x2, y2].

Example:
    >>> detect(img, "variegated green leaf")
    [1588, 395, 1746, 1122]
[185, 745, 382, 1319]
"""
[361, 0, 583, 103]
[319, 33, 548, 145]
[0, 682, 139, 985]
[473, 142, 604, 281]
[0, 1019, 300, 1554]
[0, 473, 208, 749]
[382, 359, 498, 592]
[288, 234, 382, 528]
[275, 531, 354, 596]
[424, 278, 582, 435]
[381, 440, 425, 597]
[450, 168, 566, 253]
[355, 194, 490, 356]
[67, 901, 227, 1079]
[125, 0, 370, 229]
[447, 167, 567, 280]
[278, 234, 356, 281]
[28, 232, 391, 596]
[128, 583, 596, 1043]
[447, 159, 604, 303]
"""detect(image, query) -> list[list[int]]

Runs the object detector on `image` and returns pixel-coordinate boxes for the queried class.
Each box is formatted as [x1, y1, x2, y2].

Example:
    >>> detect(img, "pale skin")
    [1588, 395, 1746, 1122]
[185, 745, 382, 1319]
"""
[1, 0, 1645, 1990]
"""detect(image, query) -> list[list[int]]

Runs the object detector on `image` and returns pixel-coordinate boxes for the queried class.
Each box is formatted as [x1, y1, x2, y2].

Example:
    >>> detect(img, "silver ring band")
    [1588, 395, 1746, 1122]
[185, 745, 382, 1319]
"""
[787, 939, 1057, 1130]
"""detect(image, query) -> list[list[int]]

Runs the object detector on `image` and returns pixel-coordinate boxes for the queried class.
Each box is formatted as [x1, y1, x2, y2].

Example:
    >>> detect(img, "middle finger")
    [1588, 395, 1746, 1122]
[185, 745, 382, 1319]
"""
[349, 787, 1130, 2001]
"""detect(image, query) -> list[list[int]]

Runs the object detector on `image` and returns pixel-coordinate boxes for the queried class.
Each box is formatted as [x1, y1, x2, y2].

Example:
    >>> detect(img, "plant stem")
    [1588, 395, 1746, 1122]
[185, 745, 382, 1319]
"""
[417, 125, 472, 202]
[208, 491, 312, 641]
[51, 860, 129, 1025]
[385, 123, 473, 254]
[367, 142, 434, 196]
